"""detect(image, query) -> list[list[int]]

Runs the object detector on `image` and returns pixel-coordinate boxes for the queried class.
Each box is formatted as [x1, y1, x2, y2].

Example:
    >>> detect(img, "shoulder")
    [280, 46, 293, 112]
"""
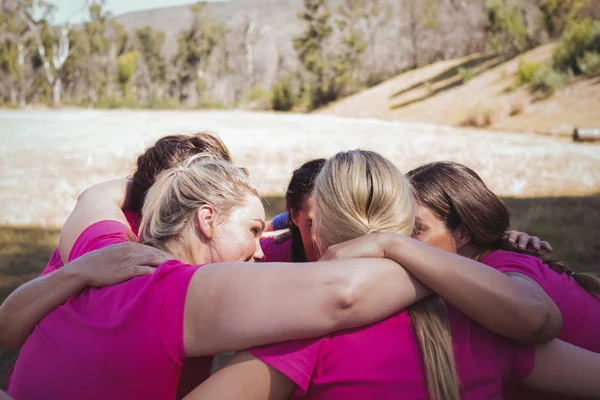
[68, 220, 134, 262]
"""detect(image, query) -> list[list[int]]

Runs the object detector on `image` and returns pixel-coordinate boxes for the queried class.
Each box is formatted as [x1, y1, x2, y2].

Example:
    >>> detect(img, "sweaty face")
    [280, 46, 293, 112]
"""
[291, 195, 319, 262]
[210, 193, 266, 263]
[413, 205, 459, 254]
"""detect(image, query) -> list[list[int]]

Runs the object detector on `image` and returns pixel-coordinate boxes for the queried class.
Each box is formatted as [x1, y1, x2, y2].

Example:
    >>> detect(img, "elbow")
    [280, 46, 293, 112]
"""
[517, 301, 561, 344]
[327, 282, 360, 330]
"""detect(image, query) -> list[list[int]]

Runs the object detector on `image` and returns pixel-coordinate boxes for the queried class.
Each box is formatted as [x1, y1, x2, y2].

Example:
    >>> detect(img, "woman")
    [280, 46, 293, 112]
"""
[186, 150, 600, 400]
[260, 158, 325, 263]
[6, 156, 432, 400]
[261, 158, 549, 262]
[405, 161, 600, 400]
[0, 132, 233, 350]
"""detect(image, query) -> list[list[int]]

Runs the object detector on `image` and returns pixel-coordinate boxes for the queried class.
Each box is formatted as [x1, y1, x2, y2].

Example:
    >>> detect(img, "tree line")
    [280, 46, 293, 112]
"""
[0, 0, 598, 111]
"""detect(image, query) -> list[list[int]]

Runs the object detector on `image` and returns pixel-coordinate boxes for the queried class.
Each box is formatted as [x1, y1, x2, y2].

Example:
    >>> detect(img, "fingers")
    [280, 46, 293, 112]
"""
[540, 241, 553, 252]
[517, 234, 530, 250]
[529, 236, 541, 251]
[506, 230, 520, 245]
[128, 265, 156, 278]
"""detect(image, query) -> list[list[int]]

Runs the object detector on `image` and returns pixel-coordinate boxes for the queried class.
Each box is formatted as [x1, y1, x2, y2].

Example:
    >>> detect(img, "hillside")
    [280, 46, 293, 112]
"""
[319, 44, 600, 136]
[114, 0, 486, 89]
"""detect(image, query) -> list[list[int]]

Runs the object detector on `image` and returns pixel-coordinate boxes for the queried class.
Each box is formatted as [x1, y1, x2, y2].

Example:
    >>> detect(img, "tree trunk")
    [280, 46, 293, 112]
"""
[52, 78, 62, 105]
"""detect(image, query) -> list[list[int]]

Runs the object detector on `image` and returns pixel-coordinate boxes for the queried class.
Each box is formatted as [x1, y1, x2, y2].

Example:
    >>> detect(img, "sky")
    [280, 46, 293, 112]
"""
[46, 0, 210, 24]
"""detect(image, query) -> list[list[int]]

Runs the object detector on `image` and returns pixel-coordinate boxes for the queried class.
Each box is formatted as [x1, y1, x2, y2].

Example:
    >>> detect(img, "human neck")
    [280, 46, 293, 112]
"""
[163, 235, 211, 265]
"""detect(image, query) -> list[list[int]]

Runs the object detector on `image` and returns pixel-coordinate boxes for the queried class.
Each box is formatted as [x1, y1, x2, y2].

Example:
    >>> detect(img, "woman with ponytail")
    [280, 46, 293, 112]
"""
[185, 150, 600, 400]
[404, 161, 600, 400]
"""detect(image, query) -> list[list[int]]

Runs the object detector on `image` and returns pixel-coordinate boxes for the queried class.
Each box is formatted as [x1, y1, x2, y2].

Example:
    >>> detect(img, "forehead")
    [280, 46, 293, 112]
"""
[415, 204, 442, 223]
[228, 194, 265, 221]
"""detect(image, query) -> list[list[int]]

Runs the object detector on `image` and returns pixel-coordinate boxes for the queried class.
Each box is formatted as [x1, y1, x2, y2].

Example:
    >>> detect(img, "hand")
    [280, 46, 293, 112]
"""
[505, 230, 553, 252]
[65, 242, 173, 288]
[319, 232, 393, 261]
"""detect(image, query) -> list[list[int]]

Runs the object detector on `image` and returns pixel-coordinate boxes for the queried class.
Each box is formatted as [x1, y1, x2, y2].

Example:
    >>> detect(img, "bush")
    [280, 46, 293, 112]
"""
[271, 76, 296, 111]
[553, 20, 600, 74]
[577, 51, 600, 77]
[531, 65, 570, 97]
[461, 104, 500, 128]
[458, 67, 475, 83]
[516, 58, 542, 86]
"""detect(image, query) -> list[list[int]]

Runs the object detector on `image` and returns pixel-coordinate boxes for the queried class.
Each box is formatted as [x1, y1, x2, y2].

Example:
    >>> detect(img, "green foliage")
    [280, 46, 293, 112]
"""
[577, 51, 600, 76]
[515, 58, 542, 86]
[117, 51, 139, 86]
[458, 67, 475, 83]
[294, 0, 342, 109]
[135, 26, 166, 82]
[531, 65, 570, 97]
[553, 20, 600, 74]
[271, 76, 296, 111]
[485, 0, 533, 54]
[538, 0, 587, 38]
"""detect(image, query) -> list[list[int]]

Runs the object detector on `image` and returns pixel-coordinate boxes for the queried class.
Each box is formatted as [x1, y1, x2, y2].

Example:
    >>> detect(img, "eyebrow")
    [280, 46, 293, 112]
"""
[253, 218, 266, 230]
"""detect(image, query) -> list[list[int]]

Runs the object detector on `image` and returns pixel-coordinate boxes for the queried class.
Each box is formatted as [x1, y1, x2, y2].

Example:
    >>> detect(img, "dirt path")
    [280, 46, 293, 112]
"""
[1, 109, 599, 227]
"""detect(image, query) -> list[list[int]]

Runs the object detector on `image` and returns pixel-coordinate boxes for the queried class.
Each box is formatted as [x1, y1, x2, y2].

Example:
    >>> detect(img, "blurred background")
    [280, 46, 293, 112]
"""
[0, 0, 599, 387]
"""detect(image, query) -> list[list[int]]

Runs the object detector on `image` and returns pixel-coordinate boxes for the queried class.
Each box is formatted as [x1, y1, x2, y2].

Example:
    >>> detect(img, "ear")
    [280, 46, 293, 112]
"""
[451, 223, 472, 250]
[196, 205, 216, 239]
[290, 208, 300, 227]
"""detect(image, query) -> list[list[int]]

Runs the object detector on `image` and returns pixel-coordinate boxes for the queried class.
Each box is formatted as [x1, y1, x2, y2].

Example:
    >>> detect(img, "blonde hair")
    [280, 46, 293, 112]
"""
[139, 155, 258, 252]
[313, 150, 460, 400]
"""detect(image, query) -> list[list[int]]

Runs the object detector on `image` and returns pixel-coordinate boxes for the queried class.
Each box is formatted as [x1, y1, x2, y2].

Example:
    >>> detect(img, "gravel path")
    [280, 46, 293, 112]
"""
[1, 109, 599, 227]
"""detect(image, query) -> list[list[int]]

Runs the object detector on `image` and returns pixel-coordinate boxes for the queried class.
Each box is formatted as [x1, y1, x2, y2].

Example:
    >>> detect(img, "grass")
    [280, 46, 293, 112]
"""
[1, 194, 599, 387]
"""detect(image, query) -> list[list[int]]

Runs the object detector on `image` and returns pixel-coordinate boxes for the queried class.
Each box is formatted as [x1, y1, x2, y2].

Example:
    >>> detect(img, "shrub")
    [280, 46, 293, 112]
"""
[271, 76, 296, 111]
[531, 65, 570, 97]
[577, 51, 600, 77]
[553, 20, 600, 74]
[458, 67, 475, 83]
[462, 104, 500, 128]
[516, 58, 542, 86]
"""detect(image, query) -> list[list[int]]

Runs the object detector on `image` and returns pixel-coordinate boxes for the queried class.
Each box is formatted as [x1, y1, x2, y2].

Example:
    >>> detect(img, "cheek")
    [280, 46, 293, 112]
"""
[420, 227, 457, 254]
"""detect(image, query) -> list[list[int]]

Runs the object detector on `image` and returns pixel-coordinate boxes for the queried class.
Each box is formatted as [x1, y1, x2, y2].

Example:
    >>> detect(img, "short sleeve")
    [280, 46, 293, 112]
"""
[68, 220, 131, 262]
[507, 341, 536, 381]
[40, 249, 64, 277]
[249, 337, 325, 397]
[154, 261, 201, 366]
[482, 251, 549, 294]
[271, 212, 290, 231]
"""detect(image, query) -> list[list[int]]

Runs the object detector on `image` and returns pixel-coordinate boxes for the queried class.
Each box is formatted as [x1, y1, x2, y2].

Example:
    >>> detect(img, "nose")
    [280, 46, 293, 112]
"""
[254, 238, 265, 262]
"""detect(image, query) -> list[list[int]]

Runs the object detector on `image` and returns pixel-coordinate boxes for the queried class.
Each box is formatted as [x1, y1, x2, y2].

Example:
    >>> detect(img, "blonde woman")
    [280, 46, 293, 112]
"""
[7, 156, 431, 400]
[187, 150, 600, 400]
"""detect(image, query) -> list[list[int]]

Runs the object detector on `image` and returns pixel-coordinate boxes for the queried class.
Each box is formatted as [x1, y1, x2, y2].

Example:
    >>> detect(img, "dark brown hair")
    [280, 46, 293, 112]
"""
[407, 161, 600, 297]
[129, 132, 232, 215]
[285, 158, 326, 262]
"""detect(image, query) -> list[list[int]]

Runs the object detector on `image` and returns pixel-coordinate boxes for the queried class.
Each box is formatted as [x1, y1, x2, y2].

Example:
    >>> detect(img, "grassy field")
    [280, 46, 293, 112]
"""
[1, 194, 599, 387]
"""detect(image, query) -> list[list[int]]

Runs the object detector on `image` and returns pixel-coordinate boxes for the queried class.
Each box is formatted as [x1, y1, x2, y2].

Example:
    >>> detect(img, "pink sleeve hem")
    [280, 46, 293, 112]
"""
[248, 350, 312, 396]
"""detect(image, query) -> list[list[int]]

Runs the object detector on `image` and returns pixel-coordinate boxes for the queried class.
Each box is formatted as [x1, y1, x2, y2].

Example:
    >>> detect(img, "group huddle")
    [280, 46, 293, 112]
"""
[1, 132, 599, 400]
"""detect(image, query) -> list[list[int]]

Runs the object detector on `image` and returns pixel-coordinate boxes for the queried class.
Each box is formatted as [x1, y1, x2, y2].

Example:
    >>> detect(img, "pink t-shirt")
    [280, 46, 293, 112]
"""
[8, 220, 209, 400]
[260, 236, 293, 263]
[482, 249, 600, 400]
[250, 306, 535, 399]
[39, 210, 142, 277]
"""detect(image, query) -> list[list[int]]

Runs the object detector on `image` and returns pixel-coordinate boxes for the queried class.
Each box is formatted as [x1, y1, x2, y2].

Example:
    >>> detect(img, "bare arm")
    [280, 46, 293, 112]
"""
[523, 339, 600, 398]
[183, 351, 293, 400]
[59, 179, 131, 264]
[184, 258, 430, 356]
[322, 233, 562, 344]
[0, 243, 171, 349]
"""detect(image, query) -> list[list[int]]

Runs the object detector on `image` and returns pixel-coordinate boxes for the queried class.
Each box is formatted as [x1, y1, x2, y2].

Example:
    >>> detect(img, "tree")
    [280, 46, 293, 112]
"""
[173, 3, 226, 106]
[536, 0, 588, 38]
[485, 0, 533, 55]
[402, 0, 440, 67]
[294, 0, 340, 109]
[4, 0, 72, 105]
